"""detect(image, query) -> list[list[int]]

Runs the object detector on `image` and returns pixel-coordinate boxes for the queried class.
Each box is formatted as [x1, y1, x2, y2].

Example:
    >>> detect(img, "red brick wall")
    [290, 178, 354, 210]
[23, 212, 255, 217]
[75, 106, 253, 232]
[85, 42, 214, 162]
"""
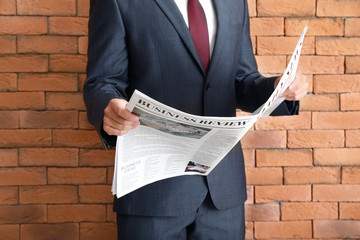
[0, 0, 359, 239]
[244, 0, 360, 238]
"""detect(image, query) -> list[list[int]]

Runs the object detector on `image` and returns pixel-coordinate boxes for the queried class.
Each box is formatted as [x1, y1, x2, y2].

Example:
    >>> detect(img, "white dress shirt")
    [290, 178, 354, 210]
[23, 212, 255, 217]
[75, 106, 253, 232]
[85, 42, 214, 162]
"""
[173, 0, 217, 57]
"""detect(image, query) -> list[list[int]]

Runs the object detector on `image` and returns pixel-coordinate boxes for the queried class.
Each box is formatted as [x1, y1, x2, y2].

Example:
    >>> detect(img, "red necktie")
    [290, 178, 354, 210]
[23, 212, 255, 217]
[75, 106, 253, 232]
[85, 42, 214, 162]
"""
[188, 0, 210, 73]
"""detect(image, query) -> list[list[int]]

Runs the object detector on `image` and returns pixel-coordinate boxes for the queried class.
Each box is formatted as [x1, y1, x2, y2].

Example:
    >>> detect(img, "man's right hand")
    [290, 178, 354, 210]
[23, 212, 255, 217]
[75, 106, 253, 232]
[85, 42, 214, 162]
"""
[103, 99, 140, 136]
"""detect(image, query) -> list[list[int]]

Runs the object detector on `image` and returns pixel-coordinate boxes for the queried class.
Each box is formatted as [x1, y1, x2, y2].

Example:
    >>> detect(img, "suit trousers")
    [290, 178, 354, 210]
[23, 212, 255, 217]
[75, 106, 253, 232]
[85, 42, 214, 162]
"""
[116, 194, 245, 240]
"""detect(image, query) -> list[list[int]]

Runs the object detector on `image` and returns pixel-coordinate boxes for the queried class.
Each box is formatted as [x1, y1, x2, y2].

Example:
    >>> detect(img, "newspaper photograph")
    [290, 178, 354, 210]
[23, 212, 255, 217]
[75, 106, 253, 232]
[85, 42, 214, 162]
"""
[112, 26, 308, 198]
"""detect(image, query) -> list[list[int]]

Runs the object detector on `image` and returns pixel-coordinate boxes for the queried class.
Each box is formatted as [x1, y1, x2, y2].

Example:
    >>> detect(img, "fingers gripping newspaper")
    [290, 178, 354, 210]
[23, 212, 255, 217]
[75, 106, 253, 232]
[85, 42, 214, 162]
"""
[112, 26, 308, 198]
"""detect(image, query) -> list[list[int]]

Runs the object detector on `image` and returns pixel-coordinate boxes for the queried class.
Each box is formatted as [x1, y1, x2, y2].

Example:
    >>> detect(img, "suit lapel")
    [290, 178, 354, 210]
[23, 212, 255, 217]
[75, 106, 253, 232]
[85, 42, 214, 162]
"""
[153, 0, 205, 74]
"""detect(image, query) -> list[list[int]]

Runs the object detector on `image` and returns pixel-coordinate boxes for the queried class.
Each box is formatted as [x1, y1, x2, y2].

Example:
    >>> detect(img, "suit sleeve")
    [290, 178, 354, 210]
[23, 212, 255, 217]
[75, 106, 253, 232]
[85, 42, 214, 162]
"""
[84, 0, 128, 148]
[234, 0, 299, 115]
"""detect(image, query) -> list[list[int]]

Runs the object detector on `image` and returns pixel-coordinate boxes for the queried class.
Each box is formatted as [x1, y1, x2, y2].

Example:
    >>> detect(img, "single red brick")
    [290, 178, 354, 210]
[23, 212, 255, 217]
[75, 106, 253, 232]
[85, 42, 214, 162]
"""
[256, 149, 313, 167]
[79, 111, 94, 129]
[246, 167, 283, 185]
[78, 36, 88, 54]
[46, 92, 86, 110]
[48, 167, 106, 184]
[80, 223, 117, 240]
[251, 36, 256, 54]
[0, 55, 48, 73]
[17, 0, 76, 15]
[20, 110, 78, 129]
[250, 17, 284, 36]
[256, 55, 286, 74]
[346, 18, 360, 36]
[342, 167, 360, 184]
[0, 16, 47, 35]
[0, 0, 16, 15]
[340, 203, 360, 219]
[0, 205, 46, 224]
[48, 204, 106, 223]
[288, 130, 344, 148]
[284, 167, 340, 184]
[255, 112, 311, 130]
[79, 74, 87, 91]
[0, 224, 19, 240]
[0, 111, 19, 128]
[49, 17, 88, 35]
[245, 203, 280, 221]
[285, 18, 344, 36]
[341, 93, 360, 111]
[0, 187, 18, 205]
[107, 166, 114, 185]
[49, 54, 87, 72]
[296, 56, 344, 75]
[246, 186, 254, 204]
[282, 202, 338, 221]
[314, 148, 360, 166]
[107, 204, 116, 222]
[18, 73, 78, 91]
[346, 57, 360, 74]
[79, 149, 115, 166]
[79, 185, 113, 203]
[20, 186, 78, 204]
[245, 221, 253, 239]
[0, 92, 45, 110]
[0, 167, 46, 186]
[242, 130, 287, 148]
[313, 184, 360, 201]
[18, 36, 77, 54]
[300, 94, 339, 111]
[314, 74, 360, 93]
[313, 112, 360, 130]
[257, 36, 315, 55]
[317, 37, 360, 56]
[257, 0, 315, 16]
[0, 73, 17, 91]
[78, 0, 90, 17]
[346, 130, 360, 147]
[255, 185, 311, 203]
[21, 223, 79, 240]
[255, 221, 312, 239]
[0, 36, 16, 53]
[0, 149, 18, 167]
[0, 130, 51, 147]
[243, 148, 255, 167]
[20, 148, 78, 167]
[317, 0, 360, 17]
[314, 220, 360, 238]
[53, 129, 102, 148]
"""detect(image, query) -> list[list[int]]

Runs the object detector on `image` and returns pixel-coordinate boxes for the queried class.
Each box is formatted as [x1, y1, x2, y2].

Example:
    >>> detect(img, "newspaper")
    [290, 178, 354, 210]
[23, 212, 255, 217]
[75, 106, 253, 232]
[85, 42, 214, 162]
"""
[112, 26, 308, 198]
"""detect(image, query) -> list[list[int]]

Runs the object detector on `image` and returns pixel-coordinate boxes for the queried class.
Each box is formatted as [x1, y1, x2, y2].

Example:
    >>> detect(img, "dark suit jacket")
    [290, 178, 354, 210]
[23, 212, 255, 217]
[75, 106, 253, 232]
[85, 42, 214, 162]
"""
[84, 0, 298, 216]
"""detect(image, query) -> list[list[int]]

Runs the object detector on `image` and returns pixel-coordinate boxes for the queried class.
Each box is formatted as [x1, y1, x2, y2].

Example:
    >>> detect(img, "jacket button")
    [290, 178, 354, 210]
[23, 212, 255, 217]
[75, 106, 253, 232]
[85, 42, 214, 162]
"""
[205, 84, 210, 90]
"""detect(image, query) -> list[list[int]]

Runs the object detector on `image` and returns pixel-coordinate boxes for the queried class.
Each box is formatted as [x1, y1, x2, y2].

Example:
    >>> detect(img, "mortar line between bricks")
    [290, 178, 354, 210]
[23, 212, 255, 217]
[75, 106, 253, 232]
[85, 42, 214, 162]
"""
[311, 145, 315, 167]
[283, 17, 285, 37]
[340, 164, 343, 185]
[19, 223, 21, 240]
[15, 0, 18, 15]
[77, 147, 80, 167]
[76, 0, 79, 17]
[311, 219, 314, 238]
[78, 222, 81, 240]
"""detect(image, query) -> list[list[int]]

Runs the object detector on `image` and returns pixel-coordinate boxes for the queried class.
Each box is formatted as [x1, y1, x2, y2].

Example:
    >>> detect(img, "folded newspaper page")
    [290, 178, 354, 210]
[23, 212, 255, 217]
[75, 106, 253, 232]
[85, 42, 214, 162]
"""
[112, 26, 308, 198]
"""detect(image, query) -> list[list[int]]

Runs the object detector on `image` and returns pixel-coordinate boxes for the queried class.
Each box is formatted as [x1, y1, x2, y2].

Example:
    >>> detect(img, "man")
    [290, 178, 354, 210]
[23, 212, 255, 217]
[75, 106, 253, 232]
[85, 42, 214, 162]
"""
[84, 0, 308, 239]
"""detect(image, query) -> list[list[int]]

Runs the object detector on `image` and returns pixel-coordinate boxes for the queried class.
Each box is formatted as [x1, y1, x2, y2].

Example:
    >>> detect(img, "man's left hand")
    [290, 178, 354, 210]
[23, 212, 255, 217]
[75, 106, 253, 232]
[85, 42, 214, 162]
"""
[274, 70, 309, 101]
